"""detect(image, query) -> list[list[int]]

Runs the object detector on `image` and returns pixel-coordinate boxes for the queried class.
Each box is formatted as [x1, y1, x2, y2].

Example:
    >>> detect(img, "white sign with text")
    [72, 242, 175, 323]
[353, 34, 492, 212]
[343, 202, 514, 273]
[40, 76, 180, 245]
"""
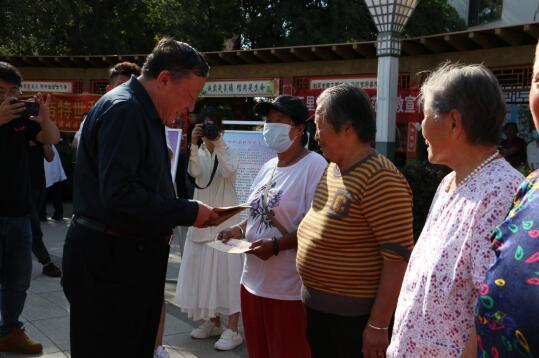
[223, 130, 276, 207]
[22, 81, 73, 93]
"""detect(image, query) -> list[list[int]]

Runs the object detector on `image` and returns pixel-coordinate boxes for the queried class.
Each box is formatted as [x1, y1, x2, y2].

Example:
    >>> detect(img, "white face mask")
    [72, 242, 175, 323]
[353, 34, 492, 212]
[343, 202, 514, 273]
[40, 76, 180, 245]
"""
[263, 123, 294, 153]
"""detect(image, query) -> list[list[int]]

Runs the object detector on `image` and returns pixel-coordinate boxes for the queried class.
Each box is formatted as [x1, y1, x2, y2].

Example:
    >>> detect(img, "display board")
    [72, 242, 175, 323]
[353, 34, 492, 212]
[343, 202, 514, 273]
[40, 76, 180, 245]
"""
[223, 130, 276, 205]
[165, 128, 182, 182]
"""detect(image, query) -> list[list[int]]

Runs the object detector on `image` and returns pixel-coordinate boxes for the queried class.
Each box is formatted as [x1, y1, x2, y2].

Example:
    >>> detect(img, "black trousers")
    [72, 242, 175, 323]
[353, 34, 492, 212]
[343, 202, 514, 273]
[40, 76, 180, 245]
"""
[30, 187, 51, 265]
[40, 182, 64, 218]
[305, 306, 369, 358]
[61, 223, 170, 358]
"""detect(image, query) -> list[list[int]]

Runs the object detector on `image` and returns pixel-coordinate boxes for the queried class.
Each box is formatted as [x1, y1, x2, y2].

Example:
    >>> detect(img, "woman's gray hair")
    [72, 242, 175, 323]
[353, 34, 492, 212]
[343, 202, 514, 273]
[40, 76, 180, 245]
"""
[420, 62, 505, 145]
[316, 84, 376, 143]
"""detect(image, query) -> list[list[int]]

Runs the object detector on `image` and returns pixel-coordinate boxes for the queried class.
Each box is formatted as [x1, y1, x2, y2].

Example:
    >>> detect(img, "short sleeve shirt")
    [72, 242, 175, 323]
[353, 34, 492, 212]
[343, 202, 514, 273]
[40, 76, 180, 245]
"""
[388, 158, 523, 358]
[297, 152, 414, 316]
[242, 151, 327, 301]
[475, 170, 539, 357]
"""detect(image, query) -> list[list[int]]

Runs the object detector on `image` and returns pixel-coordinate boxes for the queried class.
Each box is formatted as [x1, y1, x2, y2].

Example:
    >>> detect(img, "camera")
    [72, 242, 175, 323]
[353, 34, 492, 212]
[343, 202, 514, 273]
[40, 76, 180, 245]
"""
[202, 122, 219, 140]
[11, 100, 40, 120]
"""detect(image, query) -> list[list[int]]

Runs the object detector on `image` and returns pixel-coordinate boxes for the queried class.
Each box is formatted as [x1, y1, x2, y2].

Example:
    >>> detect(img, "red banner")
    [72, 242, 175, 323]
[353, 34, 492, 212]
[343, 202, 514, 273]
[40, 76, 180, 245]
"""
[407, 122, 418, 153]
[48, 94, 100, 132]
[293, 77, 422, 123]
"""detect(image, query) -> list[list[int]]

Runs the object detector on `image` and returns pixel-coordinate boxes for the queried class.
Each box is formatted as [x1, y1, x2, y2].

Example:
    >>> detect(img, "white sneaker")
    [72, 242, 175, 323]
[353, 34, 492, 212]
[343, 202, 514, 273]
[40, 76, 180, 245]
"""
[214, 329, 243, 351]
[190, 320, 223, 339]
[153, 345, 170, 358]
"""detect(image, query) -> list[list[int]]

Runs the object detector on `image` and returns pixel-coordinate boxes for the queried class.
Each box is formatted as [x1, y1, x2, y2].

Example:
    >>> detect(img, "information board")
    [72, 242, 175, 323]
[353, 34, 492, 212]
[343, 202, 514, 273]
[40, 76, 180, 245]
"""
[165, 128, 182, 182]
[223, 130, 275, 205]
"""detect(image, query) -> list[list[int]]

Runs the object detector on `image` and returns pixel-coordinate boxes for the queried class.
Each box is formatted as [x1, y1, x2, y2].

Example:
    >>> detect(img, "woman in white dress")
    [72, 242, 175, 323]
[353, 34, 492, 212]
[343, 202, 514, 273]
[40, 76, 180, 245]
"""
[174, 108, 243, 351]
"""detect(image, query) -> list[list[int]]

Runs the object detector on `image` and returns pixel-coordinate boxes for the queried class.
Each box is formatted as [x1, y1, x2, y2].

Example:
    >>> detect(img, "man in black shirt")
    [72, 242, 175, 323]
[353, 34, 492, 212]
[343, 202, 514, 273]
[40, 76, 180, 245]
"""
[62, 38, 217, 358]
[0, 62, 60, 354]
[28, 141, 62, 277]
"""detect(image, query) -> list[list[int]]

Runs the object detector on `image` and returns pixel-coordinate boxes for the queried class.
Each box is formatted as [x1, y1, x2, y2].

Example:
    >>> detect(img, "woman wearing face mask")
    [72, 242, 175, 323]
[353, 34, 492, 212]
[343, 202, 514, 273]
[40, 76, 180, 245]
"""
[174, 107, 244, 351]
[217, 96, 327, 358]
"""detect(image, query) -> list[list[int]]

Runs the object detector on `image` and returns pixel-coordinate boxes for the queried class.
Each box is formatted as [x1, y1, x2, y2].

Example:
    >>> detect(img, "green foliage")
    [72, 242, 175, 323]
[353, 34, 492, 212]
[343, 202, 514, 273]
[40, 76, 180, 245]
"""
[0, 0, 153, 55]
[240, 0, 376, 48]
[0, 0, 466, 55]
[405, 0, 466, 37]
[146, 0, 243, 51]
[516, 163, 534, 178]
[474, 0, 503, 26]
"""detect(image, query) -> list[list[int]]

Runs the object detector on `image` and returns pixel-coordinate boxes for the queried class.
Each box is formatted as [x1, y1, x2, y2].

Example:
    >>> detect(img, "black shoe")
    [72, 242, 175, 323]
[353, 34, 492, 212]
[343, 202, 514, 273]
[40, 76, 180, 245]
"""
[51, 214, 63, 221]
[42, 263, 62, 277]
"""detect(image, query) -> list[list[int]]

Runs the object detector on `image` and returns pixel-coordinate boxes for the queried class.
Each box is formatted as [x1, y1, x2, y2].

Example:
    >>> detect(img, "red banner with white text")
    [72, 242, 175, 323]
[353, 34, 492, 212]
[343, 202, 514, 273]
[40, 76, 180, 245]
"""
[48, 94, 100, 132]
[293, 86, 421, 123]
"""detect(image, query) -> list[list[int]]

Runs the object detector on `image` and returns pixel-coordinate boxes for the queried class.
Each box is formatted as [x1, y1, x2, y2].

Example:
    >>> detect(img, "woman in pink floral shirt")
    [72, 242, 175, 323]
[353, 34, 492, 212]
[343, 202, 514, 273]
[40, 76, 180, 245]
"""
[387, 63, 523, 357]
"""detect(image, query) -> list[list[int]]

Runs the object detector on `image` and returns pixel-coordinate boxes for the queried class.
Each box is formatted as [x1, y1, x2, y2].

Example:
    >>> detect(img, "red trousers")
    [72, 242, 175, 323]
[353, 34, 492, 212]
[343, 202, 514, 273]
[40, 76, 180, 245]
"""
[241, 285, 311, 358]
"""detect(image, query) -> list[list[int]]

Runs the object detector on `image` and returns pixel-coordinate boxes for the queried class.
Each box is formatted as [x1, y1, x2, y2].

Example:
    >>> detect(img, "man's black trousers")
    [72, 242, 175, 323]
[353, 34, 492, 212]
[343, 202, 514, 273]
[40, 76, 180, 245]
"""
[62, 223, 169, 358]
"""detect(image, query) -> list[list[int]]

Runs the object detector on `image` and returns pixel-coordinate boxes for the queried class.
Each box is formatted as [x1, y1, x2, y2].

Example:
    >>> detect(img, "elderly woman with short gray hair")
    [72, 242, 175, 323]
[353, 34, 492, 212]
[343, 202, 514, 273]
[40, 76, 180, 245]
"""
[387, 63, 524, 357]
[297, 84, 415, 358]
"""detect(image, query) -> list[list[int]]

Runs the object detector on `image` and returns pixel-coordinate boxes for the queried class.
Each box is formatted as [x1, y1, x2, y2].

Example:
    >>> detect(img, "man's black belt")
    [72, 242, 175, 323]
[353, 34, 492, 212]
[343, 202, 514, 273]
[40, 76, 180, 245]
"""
[72, 215, 170, 244]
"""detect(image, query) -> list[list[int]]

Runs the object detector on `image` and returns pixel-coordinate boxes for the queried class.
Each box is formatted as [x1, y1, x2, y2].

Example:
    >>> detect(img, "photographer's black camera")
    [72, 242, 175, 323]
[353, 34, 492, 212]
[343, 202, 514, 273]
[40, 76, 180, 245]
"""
[11, 100, 39, 121]
[202, 122, 219, 140]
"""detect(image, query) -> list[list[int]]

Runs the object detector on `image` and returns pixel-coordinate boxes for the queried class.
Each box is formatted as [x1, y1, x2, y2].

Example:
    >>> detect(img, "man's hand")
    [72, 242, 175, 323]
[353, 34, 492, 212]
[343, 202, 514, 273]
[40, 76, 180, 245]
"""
[249, 238, 273, 260]
[362, 324, 389, 358]
[192, 201, 218, 228]
[191, 124, 204, 145]
[30, 93, 51, 124]
[34, 93, 60, 144]
[0, 97, 24, 126]
[217, 226, 243, 243]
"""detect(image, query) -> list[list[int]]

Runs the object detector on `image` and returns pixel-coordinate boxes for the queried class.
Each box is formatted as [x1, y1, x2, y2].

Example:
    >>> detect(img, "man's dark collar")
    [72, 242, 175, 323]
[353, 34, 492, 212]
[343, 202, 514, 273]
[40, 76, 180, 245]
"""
[126, 75, 161, 124]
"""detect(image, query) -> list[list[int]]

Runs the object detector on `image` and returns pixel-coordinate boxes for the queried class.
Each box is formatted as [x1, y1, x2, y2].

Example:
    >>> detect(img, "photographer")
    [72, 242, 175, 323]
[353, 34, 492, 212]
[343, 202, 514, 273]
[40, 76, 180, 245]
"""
[0, 61, 59, 354]
[175, 107, 244, 351]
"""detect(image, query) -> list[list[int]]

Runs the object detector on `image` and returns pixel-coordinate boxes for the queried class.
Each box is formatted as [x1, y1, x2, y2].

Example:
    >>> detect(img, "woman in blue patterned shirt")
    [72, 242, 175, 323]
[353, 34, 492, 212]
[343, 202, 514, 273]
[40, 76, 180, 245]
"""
[474, 41, 539, 358]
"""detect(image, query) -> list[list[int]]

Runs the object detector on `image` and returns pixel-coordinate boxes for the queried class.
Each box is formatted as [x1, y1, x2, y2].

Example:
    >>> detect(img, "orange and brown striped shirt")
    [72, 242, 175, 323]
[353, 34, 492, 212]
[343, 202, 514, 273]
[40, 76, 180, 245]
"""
[297, 152, 414, 315]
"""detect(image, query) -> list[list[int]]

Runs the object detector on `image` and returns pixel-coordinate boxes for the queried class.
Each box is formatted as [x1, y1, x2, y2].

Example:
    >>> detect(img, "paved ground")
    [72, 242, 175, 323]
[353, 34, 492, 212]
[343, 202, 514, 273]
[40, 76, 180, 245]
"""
[2, 204, 247, 358]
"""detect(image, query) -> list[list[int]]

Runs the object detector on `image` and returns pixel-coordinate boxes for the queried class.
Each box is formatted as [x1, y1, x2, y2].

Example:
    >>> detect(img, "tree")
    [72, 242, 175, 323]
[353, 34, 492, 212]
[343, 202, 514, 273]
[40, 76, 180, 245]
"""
[146, 0, 243, 52]
[0, 0, 154, 55]
[405, 0, 466, 37]
[240, 0, 376, 47]
[240, 0, 464, 48]
[0, 0, 467, 55]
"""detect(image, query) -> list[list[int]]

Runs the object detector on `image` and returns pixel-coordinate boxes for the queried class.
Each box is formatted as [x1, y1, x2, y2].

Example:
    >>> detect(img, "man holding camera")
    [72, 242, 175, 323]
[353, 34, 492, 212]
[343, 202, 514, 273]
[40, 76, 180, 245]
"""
[0, 61, 60, 354]
[63, 38, 217, 358]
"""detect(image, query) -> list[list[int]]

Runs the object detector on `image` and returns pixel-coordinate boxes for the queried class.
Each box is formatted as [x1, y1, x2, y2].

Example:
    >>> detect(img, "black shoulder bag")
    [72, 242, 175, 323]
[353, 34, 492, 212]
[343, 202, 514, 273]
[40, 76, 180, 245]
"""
[187, 144, 219, 190]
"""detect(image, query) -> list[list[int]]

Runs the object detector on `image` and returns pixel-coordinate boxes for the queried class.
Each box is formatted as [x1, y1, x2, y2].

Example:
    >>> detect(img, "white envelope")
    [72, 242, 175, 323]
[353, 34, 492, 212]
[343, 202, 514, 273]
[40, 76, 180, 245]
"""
[206, 239, 251, 254]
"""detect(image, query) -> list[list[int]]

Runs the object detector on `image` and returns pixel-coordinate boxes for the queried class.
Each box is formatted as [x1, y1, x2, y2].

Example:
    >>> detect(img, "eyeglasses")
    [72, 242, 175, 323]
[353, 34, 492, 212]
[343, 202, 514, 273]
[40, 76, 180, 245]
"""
[0, 86, 21, 99]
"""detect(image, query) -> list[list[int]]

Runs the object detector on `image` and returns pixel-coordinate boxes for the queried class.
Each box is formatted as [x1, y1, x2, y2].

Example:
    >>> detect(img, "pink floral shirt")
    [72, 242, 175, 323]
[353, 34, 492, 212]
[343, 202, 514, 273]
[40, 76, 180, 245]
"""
[387, 159, 523, 357]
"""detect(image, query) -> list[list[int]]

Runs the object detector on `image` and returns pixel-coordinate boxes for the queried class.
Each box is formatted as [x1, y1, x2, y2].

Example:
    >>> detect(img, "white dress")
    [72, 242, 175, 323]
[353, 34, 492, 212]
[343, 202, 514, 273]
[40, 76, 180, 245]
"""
[174, 137, 243, 321]
[44, 144, 67, 188]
